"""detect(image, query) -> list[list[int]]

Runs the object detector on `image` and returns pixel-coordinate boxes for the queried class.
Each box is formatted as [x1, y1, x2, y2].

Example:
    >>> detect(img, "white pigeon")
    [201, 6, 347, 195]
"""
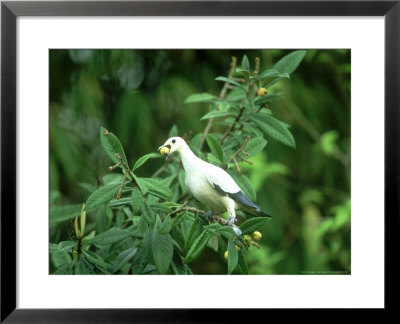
[158, 137, 271, 226]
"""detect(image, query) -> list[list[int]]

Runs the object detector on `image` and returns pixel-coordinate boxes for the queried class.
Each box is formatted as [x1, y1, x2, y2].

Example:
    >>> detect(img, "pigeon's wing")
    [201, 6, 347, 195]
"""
[205, 167, 258, 210]
[205, 165, 271, 218]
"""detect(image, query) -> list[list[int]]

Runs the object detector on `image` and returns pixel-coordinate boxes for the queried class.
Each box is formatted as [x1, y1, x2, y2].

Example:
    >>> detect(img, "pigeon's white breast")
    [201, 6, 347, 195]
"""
[185, 169, 226, 212]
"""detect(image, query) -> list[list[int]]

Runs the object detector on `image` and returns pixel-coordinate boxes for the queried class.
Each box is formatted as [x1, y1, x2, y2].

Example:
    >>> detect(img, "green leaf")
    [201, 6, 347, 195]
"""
[215, 76, 243, 88]
[200, 111, 235, 121]
[50, 204, 82, 226]
[245, 137, 268, 156]
[254, 93, 283, 105]
[75, 258, 95, 274]
[241, 55, 250, 72]
[113, 247, 138, 273]
[100, 127, 128, 167]
[131, 187, 144, 213]
[228, 171, 256, 202]
[204, 223, 235, 240]
[185, 93, 215, 104]
[227, 239, 239, 274]
[171, 211, 188, 228]
[206, 134, 224, 162]
[137, 178, 173, 201]
[226, 88, 246, 102]
[53, 261, 74, 275]
[83, 228, 132, 246]
[142, 201, 155, 225]
[109, 197, 131, 208]
[83, 250, 111, 273]
[184, 217, 206, 252]
[249, 114, 296, 148]
[132, 153, 161, 171]
[168, 124, 179, 137]
[152, 232, 174, 274]
[273, 50, 307, 74]
[185, 231, 211, 263]
[158, 215, 172, 234]
[239, 217, 270, 235]
[85, 182, 122, 211]
[151, 203, 171, 215]
[58, 241, 77, 252]
[235, 252, 249, 274]
[207, 153, 224, 167]
[259, 69, 290, 80]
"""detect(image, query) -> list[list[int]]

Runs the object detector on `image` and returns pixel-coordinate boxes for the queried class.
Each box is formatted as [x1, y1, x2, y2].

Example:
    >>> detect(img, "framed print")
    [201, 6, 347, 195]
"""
[1, 0, 399, 322]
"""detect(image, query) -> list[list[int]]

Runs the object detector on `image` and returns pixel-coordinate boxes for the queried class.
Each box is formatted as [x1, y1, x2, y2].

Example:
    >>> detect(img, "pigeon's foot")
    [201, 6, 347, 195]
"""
[204, 210, 215, 222]
[224, 216, 237, 226]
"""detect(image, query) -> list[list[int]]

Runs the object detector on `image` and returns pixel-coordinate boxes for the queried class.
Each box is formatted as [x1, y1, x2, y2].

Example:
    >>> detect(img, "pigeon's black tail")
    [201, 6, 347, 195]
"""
[224, 189, 272, 218]
[254, 208, 272, 218]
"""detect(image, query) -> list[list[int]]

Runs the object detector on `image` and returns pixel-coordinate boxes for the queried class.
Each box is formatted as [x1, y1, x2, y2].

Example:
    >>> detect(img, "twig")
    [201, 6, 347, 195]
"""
[228, 136, 251, 164]
[225, 136, 252, 173]
[199, 56, 237, 151]
[113, 153, 131, 199]
[253, 57, 260, 76]
[169, 206, 205, 218]
[219, 106, 245, 144]
[232, 157, 241, 174]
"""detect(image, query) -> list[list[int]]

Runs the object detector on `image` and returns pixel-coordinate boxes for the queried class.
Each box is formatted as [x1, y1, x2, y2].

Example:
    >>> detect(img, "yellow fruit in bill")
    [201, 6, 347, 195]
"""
[224, 251, 229, 260]
[159, 146, 170, 156]
[244, 234, 252, 246]
[235, 245, 240, 251]
[252, 231, 262, 241]
[257, 87, 268, 97]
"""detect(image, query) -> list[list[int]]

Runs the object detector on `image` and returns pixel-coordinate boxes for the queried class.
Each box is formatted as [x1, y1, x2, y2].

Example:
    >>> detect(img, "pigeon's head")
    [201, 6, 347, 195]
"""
[158, 137, 187, 160]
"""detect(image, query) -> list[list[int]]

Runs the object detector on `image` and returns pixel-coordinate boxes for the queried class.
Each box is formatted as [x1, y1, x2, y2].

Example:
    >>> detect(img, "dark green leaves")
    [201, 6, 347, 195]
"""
[245, 137, 268, 156]
[58, 241, 77, 252]
[131, 187, 144, 213]
[185, 231, 211, 263]
[239, 217, 270, 235]
[142, 201, 155, 225]
[228, 171, 257, 202]
[206, 134, 224, 162]
[227, 239, 239, 274]
[200, 111, 235, 121]
[273, 50, 307, 75]
[185, 93, 215, 104]
[100, 127, 128, 167]
[113, 247, 138, 273]
[249, 114, 296, 148]
[86, 182, 121, 211]
[184, 217, 206, 252]
[84, 228, 132, 246]
[137, 178, 173, 201]
[50, 204, 82, 226]
[152, 231, 174, 273]
[241, 55, 250, 72]
[132, 153, 161, 171]
[215, 76, 243, 88]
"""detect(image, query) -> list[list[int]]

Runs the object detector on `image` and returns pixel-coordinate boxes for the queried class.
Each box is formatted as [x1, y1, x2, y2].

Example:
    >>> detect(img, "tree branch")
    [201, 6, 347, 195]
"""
[198, 56, 237, 151]
[219, 105, 245, 144]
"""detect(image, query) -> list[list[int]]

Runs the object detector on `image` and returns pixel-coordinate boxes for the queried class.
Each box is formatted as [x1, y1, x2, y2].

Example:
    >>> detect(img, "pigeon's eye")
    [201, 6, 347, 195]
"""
[172, 139, 176, 144]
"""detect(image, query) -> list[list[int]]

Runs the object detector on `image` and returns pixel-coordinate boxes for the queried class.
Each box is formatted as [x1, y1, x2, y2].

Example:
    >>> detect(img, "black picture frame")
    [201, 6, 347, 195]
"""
[1, 0, 398, 322]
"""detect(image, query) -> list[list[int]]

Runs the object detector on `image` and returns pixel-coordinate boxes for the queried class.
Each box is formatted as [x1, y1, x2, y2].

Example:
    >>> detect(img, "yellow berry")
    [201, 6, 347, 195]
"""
[224, 251, 229, 260]
[244, 234, 252, 246]
[235, 245, 240, 251]
[257, 87, 268, 97]
[252, 231, 262, 241]
[159, 146, 170, 156]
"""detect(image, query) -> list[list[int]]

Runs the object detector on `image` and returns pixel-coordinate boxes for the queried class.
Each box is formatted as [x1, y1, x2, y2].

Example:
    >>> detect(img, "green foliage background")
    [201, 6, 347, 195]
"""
[50, 49, 350, 274]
